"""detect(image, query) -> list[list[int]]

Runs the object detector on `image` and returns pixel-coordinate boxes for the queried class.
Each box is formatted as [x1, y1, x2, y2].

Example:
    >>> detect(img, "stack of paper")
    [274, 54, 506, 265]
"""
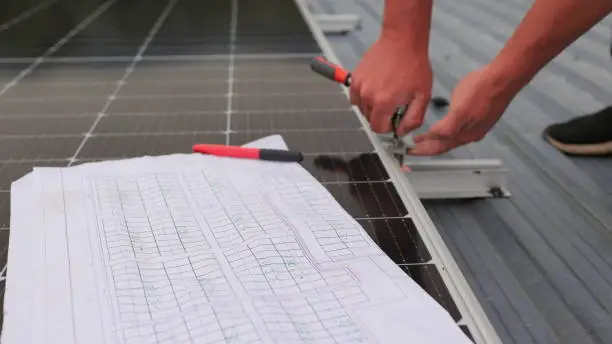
[2, 135, 472, 344]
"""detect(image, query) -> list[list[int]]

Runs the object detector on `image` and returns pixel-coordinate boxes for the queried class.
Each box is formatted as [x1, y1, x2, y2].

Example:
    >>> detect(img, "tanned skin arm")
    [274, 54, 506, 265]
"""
[488, 0, 612, 95]
[380, 0, 433, 52]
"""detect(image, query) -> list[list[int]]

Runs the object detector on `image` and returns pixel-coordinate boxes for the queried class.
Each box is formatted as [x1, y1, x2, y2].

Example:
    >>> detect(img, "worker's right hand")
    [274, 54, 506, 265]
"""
[350, 33, 433, 135]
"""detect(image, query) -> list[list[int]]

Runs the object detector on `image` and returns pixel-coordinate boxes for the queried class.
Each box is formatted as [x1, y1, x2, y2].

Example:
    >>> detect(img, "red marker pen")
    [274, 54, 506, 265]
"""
[193, 144, 303, 163]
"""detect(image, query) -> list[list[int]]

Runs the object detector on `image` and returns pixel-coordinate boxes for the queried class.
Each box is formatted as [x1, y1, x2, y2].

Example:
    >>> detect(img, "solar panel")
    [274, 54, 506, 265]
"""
[0, 0, 488, 341]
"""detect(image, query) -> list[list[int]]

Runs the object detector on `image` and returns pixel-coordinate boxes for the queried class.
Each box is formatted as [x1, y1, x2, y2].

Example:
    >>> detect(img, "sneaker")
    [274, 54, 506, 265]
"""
[543, 106, 612, 156]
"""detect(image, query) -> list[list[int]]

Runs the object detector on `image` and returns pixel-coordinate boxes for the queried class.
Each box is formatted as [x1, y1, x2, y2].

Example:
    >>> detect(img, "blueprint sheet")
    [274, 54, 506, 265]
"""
[2, 135, 472, 344]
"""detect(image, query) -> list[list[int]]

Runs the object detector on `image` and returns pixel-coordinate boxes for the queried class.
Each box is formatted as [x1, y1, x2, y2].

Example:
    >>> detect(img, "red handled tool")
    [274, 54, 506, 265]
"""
[310, 56, 352, 86]
[193, 144, 303, 163]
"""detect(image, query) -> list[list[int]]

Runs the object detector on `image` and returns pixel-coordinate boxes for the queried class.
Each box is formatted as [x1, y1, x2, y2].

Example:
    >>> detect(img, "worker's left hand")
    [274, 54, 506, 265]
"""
[408, 66, 516, 155]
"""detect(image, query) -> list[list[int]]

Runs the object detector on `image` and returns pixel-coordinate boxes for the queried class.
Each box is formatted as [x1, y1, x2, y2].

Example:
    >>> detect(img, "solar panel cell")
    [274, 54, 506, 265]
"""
[358, 218, 432, 264]
[146, 41, 231, 56]
[77, 133, 226, 159]
[0, 193, 8, 228]
[0, 97, 108, 116]
[301, 153, 389, 183]
[234, 62, 323, 81]
[233, 93, 350, 111]
[106, 95, 227, 114]
[231, 110, 362, 131]
[26, 62, 130, 81]
[0, 136, 81, 160]
[0, 1, 99, 59]
[234, 39, 320, 54]
[230, 130, 373, 154]
[50, 0, 169, 57]
[94, 113, 227, 134]
[324, 182, 408, 218]
[118, 80, 227, 96]
[129, 66, 229, 82]
[0, 281, 4, 328]
[145, 0, 230, 56]
[3, 81, 117, 99]
[0, 116, 95, 135]
[233, 79, 341, 95]
[234, 57, 318, 68]
[401, 264, 463, 322]
[0, 64, 30, 86]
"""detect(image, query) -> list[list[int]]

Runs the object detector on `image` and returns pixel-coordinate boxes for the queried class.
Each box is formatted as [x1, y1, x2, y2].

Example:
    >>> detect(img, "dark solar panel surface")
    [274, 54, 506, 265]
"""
[0, 0, 470, 337]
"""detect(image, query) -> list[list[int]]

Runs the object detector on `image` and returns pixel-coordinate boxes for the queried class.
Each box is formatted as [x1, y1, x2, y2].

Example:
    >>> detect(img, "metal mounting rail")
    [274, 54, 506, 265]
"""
[404, 158, 510, 200]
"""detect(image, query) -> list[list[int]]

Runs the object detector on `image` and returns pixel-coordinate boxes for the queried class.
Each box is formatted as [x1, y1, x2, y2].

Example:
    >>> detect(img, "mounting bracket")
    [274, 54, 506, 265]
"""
[378, 134, 510, 200]
[402, 159, 510, 200]
[314, 14, 361, 35]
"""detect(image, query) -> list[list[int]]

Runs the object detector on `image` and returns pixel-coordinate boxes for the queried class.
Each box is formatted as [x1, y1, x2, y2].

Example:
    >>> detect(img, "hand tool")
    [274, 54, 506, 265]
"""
[193, 144, 304, 162]
[309, 56, 413, 161]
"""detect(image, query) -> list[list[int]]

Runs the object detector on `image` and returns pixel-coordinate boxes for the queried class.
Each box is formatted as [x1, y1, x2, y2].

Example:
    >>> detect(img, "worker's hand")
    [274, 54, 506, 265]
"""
[408, 66, 516, 155]
[350, 35, 433, 135]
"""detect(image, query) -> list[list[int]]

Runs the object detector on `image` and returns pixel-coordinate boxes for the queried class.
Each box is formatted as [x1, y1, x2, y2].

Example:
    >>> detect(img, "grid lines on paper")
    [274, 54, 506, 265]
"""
[252, 287, 369, 344]
[183, 170, 289, 248]
[91, 174, 262, 344]
[267, 175, 373, 260]
[225, 235, 356, 297]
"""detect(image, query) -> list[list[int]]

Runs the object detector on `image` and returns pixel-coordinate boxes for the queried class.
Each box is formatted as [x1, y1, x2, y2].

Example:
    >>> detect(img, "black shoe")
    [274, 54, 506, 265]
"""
[543, 106, 612, 156]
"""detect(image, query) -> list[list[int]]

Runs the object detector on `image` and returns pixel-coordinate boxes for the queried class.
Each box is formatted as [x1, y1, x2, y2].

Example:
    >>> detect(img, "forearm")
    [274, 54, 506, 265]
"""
[488, 0, 612, 95]
[381, 0, 433, 52]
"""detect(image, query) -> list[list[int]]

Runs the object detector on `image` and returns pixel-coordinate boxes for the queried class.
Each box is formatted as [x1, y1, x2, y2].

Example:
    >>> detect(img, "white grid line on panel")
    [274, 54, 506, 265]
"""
[0, 107, 355, 118]
[353, 216, 411, 221]
[0, 133, 86, 139]
[320, 180, 391, 185]
[225, 0, 238, 145]
[0, 0, 58, 33]
[0, 52, 320, 64]
[0, 80, 332, 91]
[0, 128, 366, 139]
[0, 108, 355, 120]
[0, 0, 118, 97]
[0, 150, 376, 164]
[396, 262, 434, 266]
[67, 0, 180, 166]
[0, 114, 100, 119]
[146, 52, 318, 60]
[0, 158, 69, 163]
[68, 151, 377, 161]
[1, 91, 343, 102]
[0, 79, 330, 89]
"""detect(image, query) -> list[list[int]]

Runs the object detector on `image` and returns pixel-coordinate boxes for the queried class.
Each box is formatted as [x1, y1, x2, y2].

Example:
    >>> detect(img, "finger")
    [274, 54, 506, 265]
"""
[370, 113, 393, 133]
[358, 86, 375, 121]
[406, 139, 453, 156]
[409, 132, 475, 156]
[428, 107, 466, 139]
[349, 82, 362, 110]
[413, 108, 467, 143]
[396, 93, 428, 136]
[369, 96, 396, 133]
